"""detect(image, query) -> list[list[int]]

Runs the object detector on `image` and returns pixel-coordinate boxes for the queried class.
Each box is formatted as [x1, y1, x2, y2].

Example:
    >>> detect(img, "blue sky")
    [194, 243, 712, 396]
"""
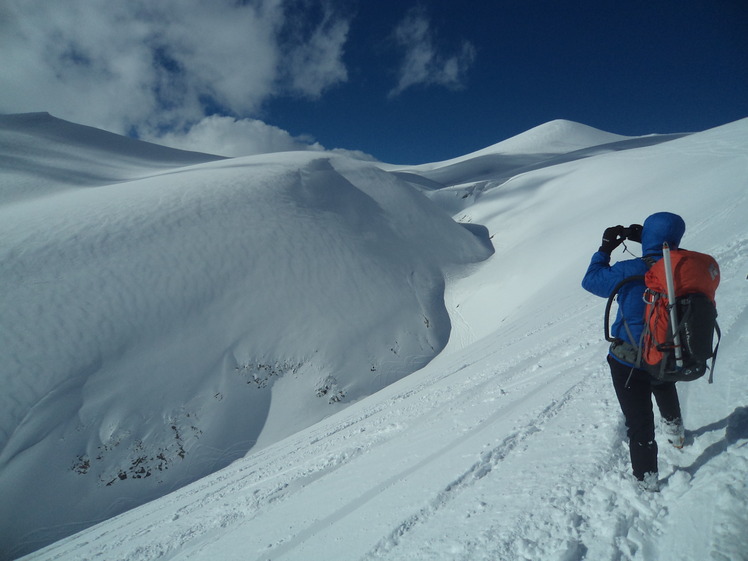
[1, 0, 746, 163]
[266, 0, 748, 162]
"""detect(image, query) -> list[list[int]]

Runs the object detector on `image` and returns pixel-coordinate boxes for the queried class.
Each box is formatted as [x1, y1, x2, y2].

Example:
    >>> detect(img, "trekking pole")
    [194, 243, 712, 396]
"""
[663, 242, 683, 368]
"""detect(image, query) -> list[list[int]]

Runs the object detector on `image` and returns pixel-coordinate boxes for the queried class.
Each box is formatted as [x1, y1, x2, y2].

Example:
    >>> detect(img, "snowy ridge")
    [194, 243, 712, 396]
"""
[389, 119, 632, 171]
[2, 115, 747, 560]
[0, 113, 223, 201]
[386, 120, 688, 214]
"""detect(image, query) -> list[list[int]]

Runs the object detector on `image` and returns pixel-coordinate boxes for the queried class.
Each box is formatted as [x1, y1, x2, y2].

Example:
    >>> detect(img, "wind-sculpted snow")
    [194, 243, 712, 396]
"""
[0, 118, 491, 558]
[2, 115, 748, 560]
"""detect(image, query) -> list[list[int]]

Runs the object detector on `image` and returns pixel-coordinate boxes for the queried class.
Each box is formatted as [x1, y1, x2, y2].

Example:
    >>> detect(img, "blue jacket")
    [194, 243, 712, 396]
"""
[582, 212, 686, 363]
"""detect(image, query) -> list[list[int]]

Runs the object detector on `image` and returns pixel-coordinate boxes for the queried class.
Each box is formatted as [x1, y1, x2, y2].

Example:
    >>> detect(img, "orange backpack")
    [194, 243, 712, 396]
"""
[640, 248, 721, 382]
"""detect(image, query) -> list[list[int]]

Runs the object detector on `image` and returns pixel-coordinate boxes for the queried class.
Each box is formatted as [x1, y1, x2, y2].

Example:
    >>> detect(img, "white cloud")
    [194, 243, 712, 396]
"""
[389, 7, 476, 98]
[146, 115, 324, 157]
[145, 115, 379, 160]
[0, 1, 160, 132]
[0, 0, 351, 154]
[284, 7, 350, 98]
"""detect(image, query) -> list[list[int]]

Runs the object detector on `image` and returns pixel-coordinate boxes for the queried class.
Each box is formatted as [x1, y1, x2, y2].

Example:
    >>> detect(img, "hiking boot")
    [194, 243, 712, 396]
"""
[637, 472, 660, 493]
[662, 418, 685, 448]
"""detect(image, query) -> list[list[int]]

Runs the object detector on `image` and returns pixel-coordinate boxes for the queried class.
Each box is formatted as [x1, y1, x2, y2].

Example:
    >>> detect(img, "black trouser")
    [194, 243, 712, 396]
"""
[607, 355, 682, 479]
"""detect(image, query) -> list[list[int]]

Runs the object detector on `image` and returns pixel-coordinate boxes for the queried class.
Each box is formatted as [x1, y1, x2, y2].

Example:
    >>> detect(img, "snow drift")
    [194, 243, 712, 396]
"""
[1, 113, 747, 561]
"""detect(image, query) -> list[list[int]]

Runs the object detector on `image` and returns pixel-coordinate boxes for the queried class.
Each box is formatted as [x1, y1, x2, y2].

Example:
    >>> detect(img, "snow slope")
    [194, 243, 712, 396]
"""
[3, 114, 748, 560]
[0, 113, 491, 558]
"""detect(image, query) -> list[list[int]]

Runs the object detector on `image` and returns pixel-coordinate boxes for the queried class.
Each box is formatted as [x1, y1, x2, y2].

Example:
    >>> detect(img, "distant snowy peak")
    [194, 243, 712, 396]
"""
[381, 119, 632, 181]
[486, 119, 630, 156]
[385, 119, 689, 191]
[433, 119, 631, 165]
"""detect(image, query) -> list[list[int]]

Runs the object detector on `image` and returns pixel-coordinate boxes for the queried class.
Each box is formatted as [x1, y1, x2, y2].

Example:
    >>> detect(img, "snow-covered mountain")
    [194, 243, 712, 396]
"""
[1, 113, 747, 560]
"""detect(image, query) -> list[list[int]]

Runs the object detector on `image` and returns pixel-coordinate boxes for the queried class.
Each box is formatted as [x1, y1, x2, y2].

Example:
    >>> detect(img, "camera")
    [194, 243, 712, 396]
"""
[623, 224, 642, 243]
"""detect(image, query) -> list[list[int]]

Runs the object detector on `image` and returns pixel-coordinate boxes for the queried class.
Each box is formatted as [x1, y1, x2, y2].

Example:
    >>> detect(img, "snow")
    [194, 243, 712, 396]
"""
[1, 113, 747, 561]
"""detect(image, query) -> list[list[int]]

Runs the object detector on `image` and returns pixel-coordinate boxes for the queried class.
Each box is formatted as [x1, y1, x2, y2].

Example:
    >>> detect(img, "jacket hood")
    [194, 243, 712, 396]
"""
[641, 212, 686, 256]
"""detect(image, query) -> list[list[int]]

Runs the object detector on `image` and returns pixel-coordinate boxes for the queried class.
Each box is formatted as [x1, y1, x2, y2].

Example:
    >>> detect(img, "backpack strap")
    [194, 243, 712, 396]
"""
[708, 321, 721, 384]
[642, 255, 658, 268]
[604, 256, 657, 342]
[604, 275, 645, 342]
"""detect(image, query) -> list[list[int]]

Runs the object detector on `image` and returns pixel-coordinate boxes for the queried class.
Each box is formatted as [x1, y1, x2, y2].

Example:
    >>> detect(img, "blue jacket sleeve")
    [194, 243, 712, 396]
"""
[581, 251, 627, 298]
[582, 251, 649, 346]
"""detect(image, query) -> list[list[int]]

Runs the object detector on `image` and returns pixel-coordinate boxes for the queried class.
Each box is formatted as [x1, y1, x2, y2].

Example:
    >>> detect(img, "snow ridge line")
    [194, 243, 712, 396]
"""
[359, 379, 586, 560]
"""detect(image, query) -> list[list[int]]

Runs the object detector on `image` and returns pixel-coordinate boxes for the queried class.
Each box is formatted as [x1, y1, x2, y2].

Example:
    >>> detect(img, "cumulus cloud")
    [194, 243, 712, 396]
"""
[145, 115, 325, 157]
[146, 114, 378, 160]
[389, 6, 476, 98]
[0, 0, 350, 154]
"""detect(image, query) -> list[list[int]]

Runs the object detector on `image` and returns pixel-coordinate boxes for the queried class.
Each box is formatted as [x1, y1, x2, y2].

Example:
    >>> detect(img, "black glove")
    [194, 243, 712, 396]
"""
[599, 225, 626, 253]
[626, 224, 643, 243]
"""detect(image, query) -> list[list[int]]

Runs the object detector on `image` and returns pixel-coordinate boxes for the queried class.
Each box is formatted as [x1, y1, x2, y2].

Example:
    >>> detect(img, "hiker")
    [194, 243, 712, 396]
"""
[582, 211, 687, 490]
